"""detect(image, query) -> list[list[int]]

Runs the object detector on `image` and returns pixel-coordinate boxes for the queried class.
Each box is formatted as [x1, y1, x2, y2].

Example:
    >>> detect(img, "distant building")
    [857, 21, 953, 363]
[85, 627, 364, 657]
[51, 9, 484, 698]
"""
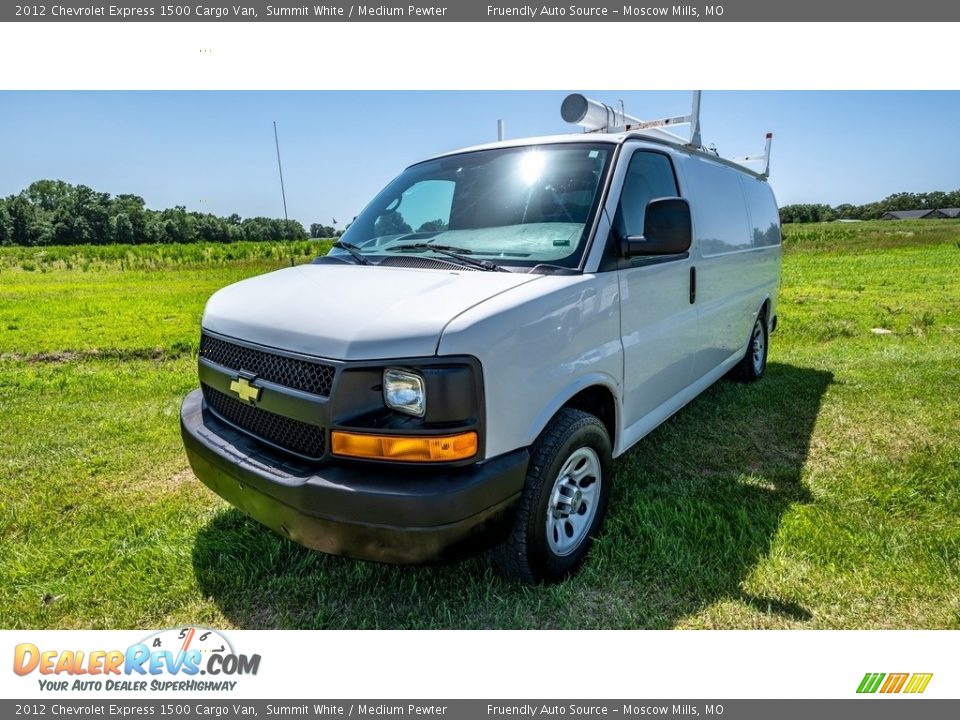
[930, 208, 960, 218]
[880, 209, 936, 220]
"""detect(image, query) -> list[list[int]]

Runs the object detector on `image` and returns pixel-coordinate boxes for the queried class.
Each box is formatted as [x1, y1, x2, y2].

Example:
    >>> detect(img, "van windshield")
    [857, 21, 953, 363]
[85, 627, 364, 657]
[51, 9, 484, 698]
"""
[333, 143, 614, 269]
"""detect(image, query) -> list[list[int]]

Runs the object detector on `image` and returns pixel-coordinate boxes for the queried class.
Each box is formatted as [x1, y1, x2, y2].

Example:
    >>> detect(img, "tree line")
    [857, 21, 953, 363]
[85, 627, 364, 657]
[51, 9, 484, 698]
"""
[5, 180, 958, 243]
[779, 189, 960, 223]
[0, 180, 315, 246]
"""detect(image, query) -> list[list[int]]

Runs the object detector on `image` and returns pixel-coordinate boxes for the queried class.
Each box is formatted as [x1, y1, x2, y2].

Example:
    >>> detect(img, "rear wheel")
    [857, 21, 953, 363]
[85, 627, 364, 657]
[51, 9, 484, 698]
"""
[493, 408, 613, 584]
[732, 311, 768, 382]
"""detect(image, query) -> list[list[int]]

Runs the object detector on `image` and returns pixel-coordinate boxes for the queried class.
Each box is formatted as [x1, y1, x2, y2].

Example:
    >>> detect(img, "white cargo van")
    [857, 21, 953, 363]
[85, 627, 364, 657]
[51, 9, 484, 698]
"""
[181, 93, 782, 583]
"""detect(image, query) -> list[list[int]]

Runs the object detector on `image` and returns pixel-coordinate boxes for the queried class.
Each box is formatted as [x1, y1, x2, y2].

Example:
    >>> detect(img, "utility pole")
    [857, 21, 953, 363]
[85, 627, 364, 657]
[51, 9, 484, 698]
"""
[273, 121, 289, 222]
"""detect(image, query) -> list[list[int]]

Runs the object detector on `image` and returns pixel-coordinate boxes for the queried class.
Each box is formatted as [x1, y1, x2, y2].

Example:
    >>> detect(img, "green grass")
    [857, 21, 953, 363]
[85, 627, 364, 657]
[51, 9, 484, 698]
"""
[0, 239, 332, 272]
[1, 221, 958, 629]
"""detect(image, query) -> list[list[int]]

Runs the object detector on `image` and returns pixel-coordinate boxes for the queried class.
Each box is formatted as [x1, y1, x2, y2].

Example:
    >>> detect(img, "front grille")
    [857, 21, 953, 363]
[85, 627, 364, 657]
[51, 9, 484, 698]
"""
[202, 384, 326, 460]
[199, 333, 335, 397]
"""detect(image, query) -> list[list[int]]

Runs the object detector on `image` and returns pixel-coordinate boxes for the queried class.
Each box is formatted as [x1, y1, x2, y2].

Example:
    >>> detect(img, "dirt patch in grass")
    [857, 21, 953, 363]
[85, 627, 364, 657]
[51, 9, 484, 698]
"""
[5, 346, 194, 364]
[160, 468, 196, 493]
[98, 466, 207, 511]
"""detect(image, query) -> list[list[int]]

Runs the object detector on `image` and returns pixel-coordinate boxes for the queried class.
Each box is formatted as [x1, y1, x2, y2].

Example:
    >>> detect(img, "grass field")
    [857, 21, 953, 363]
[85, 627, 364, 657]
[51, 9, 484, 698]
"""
[1, 221, 958, 629]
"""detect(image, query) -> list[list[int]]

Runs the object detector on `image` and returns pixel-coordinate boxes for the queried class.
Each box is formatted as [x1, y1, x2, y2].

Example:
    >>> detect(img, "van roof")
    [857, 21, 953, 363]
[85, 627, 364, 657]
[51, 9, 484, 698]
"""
[424, 131, 768, 180]
[427, 131, 647, 157]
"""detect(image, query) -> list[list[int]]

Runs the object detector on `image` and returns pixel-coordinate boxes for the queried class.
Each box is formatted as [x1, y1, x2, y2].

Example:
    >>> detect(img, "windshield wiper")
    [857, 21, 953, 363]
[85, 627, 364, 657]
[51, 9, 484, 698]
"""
[392, 242, 476, 254]
[331, 240, 371, 266]
[390, 243, 507, 272]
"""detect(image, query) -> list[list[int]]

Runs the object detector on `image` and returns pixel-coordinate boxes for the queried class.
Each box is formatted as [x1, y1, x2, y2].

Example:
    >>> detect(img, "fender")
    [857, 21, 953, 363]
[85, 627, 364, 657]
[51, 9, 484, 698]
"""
[522, 373, 622, 455]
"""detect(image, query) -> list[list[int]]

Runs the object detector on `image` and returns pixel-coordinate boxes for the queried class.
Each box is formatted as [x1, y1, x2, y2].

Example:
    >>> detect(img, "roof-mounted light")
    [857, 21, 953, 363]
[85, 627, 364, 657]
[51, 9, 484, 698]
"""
[560, 91, 698, 144]
[561, 93, 640, 132]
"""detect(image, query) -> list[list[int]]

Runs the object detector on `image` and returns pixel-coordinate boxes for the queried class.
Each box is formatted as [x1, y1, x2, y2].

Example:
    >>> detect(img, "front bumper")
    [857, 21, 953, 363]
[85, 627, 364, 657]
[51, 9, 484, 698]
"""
[180, 389, 527, 564]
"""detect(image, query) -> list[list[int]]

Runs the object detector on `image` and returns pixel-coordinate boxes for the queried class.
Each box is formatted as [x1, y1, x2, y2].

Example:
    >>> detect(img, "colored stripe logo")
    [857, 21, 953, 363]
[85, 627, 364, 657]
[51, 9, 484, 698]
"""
[857, 672, 933, 694]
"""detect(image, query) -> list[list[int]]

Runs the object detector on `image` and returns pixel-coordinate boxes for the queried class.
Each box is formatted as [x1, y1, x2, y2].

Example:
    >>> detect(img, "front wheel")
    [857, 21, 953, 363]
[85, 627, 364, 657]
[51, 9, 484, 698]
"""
[493, 408, 613, 584]
[732, 311, 768, 382]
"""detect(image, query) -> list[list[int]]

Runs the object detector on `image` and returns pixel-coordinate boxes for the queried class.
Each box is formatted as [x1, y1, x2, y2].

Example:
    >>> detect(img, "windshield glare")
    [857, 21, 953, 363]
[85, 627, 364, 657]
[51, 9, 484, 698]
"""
[335, 143, 613, 268]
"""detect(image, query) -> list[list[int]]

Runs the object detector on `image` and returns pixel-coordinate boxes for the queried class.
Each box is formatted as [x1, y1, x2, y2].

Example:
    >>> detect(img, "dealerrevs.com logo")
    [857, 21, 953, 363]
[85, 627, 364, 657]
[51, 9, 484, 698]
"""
[857, 672, 933, 694]
[13, 627, 261, 693]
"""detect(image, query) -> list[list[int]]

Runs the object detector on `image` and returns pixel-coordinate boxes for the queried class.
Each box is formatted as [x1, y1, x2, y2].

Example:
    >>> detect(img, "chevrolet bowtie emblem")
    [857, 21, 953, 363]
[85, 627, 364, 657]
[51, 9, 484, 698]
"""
[229, 376, 261, 403]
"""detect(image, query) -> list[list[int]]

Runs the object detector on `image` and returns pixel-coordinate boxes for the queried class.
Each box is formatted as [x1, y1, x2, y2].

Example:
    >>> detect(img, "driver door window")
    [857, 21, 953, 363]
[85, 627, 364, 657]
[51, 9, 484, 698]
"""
[616, 152, 679, 237]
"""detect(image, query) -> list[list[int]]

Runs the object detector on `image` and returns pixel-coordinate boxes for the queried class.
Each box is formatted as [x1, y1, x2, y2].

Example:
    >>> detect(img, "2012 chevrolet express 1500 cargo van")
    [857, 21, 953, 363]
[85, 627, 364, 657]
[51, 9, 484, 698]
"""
[181, 93, 782, 583]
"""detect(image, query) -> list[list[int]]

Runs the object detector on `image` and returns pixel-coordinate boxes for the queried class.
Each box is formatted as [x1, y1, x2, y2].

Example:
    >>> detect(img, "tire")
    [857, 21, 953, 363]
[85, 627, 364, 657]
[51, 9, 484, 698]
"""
[493, 408, 613, 584]
[732, 310, 768, 382]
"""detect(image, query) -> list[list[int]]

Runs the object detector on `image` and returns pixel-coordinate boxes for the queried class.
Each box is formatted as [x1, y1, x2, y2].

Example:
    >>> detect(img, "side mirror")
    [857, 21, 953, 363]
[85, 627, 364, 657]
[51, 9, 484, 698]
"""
[621, 197, 692, 257]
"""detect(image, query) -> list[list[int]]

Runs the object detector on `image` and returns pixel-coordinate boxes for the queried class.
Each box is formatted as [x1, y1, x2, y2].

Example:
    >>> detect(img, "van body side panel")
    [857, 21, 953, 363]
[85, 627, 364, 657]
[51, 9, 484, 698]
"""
[437, 274, 623, 460]
[696, 248, 779, 372]
[682, 155, 782, 380]
[740, 173, 784, 332]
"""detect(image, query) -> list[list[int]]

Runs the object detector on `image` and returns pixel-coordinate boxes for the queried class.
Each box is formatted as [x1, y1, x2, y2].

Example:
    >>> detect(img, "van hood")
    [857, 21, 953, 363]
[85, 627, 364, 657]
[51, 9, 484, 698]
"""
[202, 263, 542, 360]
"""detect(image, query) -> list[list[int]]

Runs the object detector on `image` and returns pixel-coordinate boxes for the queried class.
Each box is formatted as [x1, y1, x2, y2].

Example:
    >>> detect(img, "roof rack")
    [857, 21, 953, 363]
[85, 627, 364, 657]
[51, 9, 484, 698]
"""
[560, 91, 773, 178]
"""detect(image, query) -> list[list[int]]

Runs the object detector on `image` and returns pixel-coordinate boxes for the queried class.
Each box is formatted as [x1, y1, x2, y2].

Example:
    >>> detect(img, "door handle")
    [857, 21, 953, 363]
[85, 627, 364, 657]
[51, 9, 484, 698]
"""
[689, 266, 696, 304]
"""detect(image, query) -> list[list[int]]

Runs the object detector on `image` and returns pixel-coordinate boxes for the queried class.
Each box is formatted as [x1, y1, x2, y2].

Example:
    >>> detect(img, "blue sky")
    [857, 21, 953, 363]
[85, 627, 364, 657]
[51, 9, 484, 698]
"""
[1, 91, 958, 227]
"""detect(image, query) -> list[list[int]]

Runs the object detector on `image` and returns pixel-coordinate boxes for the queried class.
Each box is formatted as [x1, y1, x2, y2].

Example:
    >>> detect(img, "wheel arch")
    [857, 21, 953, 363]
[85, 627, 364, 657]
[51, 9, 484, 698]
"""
[525, 376, 619, 455]
[751, 295, 772, 341]
[759, 295, 771, 319]
[562, 385, 617, 452]
[758, 294, 774, 333]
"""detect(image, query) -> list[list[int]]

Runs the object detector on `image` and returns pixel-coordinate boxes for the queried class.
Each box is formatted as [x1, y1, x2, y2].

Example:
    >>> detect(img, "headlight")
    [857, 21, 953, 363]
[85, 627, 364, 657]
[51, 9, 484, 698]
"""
[383, 368, 425, 417]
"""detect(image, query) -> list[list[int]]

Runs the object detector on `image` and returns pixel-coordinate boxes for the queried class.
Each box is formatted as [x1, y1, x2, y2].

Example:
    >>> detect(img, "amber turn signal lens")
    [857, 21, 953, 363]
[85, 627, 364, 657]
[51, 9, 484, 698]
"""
[331, 431, 478, 462]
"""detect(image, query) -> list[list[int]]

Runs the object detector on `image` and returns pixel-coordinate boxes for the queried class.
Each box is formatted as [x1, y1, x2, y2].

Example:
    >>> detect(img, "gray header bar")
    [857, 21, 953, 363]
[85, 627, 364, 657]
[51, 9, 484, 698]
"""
[3, 700, 957, 719]
[4, 0, 959, 22]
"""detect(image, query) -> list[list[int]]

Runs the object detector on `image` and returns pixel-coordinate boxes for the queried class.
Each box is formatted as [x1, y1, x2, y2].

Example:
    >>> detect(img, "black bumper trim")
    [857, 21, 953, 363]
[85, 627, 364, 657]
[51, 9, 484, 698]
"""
[180, 389, 528, 564]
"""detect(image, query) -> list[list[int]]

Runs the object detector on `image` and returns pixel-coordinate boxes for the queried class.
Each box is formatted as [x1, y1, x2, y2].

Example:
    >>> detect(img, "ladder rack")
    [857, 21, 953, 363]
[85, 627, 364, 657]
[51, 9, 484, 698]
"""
[560, 91, 772, 178]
